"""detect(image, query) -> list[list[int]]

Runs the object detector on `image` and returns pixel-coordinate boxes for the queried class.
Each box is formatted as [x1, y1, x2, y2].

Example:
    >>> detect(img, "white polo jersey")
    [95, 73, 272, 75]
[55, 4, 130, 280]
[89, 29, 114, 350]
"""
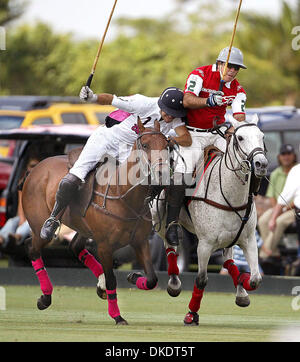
[69, 94, 185, 181]
[110, 94, 185, 145]
[278, 164, 300, 209]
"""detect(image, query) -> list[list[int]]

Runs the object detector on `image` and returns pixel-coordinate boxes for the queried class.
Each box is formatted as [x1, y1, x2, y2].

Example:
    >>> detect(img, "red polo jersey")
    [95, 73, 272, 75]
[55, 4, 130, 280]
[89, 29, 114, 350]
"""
[184, 64, 246, 129]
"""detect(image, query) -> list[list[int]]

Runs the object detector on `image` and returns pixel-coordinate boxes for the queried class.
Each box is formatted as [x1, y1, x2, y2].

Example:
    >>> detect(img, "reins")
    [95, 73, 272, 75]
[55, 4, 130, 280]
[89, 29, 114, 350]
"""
[91, 129, 171, 223]
[190, 121, 267, 248]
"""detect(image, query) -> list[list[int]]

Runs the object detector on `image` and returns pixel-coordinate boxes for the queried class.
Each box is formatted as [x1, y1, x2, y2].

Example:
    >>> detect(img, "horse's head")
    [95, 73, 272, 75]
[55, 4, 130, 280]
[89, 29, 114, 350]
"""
[227, 114, 268, 178]
[135, 117, 170, 185]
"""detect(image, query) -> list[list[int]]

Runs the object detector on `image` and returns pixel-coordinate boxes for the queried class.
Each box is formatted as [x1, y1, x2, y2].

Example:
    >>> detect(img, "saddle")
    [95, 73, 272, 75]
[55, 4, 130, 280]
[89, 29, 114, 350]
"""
[184, 145, 222, 216]
[67, 147, 97, 217]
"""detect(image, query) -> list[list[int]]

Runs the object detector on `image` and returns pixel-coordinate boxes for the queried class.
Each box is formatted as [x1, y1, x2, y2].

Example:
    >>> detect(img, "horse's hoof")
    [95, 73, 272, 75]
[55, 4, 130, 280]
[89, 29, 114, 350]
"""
[37, 294, 51, 310]
[96, 286, 107, 300]
[183, 311, 199, 326]
[114, 315, 128, 325]
[167, 274, 181, 297]
[127, 272, 143, 285]
[235, 296, 250, 307]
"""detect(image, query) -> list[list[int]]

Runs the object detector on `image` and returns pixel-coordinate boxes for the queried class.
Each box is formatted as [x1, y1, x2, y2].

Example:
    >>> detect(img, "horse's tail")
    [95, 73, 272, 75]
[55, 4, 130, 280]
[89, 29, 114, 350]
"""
[17, 170, 30, 191]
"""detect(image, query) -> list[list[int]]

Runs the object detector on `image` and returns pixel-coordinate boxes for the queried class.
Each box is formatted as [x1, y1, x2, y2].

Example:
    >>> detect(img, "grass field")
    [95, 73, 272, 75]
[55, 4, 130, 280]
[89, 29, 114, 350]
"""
[0, 285, 300, 342]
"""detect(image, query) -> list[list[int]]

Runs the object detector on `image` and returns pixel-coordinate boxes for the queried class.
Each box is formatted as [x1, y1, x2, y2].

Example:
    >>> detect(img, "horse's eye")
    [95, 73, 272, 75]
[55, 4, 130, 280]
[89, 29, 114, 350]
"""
[238, 135, 244, 141]
[142, 143, 148, 150]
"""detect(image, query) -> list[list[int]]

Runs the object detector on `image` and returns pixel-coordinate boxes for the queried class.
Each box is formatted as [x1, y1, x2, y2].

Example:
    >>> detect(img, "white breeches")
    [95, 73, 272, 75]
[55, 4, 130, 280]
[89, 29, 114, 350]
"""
[69, 126, 131, 181]
[174, 131, 227, 174]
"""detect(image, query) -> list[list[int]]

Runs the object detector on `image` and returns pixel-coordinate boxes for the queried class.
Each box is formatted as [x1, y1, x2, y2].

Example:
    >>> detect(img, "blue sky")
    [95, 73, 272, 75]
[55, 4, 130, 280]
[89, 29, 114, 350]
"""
[15, 0, 298, 40]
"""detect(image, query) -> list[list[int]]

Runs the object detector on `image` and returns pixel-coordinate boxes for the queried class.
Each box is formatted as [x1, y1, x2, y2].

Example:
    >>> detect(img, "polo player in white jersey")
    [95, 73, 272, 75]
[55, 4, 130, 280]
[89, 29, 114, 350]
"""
[40, 87, 192, 243]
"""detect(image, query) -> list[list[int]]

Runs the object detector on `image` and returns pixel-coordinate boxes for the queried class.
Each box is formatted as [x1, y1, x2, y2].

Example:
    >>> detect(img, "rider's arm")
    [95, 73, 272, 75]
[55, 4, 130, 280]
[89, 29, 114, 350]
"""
[183, 72, 207, 109]
[183, 92, 207, 109]
[171, 125, 192, 147]
[96, 93, 114, 105]
[231, 91, 246, 122]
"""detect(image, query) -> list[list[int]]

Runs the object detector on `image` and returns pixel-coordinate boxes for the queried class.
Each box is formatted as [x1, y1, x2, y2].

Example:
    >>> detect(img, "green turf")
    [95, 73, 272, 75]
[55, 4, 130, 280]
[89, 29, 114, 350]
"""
[0, 285, 299, 342]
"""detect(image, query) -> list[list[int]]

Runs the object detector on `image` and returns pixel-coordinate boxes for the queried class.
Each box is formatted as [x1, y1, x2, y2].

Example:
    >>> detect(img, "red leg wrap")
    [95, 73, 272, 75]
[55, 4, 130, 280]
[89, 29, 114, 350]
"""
[238, 273, 256, 291]
[188, 284, 204, 313]
[223, 259, 240, 288]
[166, 248, 179, 276]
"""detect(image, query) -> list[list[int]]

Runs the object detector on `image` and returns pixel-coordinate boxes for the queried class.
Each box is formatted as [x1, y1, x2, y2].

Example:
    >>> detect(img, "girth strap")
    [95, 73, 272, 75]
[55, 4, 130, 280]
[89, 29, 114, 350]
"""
[188, 196, 248, 211]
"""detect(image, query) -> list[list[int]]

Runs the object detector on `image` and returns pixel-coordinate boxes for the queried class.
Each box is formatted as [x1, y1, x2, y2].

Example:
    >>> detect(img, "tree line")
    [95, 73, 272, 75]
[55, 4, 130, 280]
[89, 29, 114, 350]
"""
[0, 0, 300, 107]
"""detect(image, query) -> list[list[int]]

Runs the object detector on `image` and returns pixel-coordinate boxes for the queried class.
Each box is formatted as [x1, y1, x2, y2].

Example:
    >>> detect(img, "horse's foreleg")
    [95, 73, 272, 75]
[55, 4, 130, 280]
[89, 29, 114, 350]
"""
[69, 233, 106, 299]
[128, 239, 158, 291]
[164, 242, 181, 297]
[223, 254, 250, 307]
[27, 236, 53, 310]
[184, 243, 211, 326]
[98, 247, 128, 325]
[239, 236, 262, 291]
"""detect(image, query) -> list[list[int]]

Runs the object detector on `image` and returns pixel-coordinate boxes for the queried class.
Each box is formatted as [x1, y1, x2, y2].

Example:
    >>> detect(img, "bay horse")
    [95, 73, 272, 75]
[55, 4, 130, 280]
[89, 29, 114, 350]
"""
[21, 119, 170, 325]
[151, 115, 268, 325]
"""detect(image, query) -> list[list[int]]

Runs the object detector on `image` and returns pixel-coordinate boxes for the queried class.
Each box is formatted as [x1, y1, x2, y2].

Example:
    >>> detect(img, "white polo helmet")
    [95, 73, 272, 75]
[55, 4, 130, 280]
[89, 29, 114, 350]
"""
[217, 46, 247, 69]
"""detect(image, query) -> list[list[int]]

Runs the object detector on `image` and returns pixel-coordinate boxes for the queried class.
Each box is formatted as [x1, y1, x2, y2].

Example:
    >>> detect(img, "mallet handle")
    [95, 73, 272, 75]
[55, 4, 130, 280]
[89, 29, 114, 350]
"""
[85, 0, 118, 87]
[219, 0, 243, 91]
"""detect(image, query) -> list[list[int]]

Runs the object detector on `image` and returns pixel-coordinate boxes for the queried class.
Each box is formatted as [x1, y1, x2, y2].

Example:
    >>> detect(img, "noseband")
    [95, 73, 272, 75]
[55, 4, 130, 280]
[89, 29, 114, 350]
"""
[136, 131, 169, 179]
[225, 123, 266, 176]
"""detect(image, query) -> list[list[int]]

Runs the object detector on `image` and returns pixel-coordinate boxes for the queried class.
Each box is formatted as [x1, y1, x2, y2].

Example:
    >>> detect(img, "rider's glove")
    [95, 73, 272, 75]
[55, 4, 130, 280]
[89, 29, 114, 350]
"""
[206, 91, 225, 107]
[79, 86, 98, 103]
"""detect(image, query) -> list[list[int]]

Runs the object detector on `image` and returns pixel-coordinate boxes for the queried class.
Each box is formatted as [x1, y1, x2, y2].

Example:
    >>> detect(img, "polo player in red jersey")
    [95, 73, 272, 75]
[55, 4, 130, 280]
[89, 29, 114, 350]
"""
[165, 47, 247, 270]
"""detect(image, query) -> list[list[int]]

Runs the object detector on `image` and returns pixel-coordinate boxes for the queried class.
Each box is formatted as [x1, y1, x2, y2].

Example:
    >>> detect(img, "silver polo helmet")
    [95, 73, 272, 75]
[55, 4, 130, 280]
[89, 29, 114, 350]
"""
[217, 46, 247, 69]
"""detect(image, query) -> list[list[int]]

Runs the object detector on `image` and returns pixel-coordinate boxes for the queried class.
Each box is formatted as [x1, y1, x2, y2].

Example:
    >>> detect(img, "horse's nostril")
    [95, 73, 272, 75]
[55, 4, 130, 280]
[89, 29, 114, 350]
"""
[255, 161, 261, 168]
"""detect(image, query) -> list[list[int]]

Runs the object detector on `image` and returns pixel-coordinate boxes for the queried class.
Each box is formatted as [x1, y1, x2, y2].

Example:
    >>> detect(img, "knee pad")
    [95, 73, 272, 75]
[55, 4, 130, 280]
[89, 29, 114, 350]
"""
[56, 173, 82, 204]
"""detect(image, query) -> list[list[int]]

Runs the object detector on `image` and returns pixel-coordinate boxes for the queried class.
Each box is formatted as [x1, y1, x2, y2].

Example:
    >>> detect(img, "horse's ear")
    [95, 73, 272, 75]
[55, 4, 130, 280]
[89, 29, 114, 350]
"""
[137, 117, 145, 133]
[251, 113, 259, 125]
[154, 119, 160, 132]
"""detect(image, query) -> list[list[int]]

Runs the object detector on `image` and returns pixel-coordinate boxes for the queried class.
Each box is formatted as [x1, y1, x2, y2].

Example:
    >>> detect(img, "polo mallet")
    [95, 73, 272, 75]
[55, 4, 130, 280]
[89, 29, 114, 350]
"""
[219, 0, 243, 91]
[85, 0, 118, 88]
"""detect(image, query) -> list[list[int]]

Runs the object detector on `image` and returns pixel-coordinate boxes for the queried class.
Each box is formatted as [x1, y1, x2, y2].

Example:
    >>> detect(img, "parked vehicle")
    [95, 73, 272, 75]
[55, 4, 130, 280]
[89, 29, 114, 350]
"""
[0, 96, 115, 211]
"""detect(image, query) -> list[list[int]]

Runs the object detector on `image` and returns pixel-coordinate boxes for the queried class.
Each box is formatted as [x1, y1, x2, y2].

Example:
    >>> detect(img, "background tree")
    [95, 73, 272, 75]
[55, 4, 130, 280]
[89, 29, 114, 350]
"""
[0, 0, 299, 107]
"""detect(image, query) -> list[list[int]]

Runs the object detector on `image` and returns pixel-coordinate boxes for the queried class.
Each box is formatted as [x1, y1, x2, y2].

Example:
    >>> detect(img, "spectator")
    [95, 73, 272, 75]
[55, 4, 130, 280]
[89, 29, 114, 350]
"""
[0, 156, 40, 254]
[258, 144, 297, 259]
[268, 163, 300, 270]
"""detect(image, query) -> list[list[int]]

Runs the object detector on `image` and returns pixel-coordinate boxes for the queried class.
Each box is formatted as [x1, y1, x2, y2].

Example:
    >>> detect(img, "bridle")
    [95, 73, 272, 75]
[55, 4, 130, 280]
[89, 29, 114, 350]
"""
[224, 123, 266, 179]
[136, 130, 170, 182]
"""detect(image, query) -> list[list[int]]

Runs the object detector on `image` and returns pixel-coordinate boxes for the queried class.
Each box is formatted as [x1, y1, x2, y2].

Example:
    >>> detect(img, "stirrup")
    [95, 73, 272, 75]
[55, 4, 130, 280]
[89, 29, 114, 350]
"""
[40, 217, 61, 241]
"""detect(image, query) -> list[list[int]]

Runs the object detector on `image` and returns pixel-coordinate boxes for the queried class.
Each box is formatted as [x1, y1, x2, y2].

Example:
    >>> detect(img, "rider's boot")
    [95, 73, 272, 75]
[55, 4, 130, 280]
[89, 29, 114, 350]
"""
[40, 173, 83, 241]
[165, 173, 186, 247]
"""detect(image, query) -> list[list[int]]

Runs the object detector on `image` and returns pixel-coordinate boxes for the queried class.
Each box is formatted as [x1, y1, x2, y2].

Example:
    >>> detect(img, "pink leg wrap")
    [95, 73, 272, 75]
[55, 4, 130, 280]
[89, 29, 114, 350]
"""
[188, 284, 204, 313]
[106, 289, 120, 318]
[78, 249, 104, 278]
[223, 259, 240, 288]
[31, 258, 53, 295]
[166, 247, 179, 276]
[136, 276, 154, 290]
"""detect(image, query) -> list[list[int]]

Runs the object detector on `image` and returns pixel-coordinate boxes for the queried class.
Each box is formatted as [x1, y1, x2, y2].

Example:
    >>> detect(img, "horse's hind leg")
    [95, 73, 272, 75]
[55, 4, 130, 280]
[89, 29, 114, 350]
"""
[69, 233, 106, 299]
[127, 238, 158, 291]
[223, 248, 250, 307]
[26, 235, 53, 310]
[97, 245, 128, 325]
